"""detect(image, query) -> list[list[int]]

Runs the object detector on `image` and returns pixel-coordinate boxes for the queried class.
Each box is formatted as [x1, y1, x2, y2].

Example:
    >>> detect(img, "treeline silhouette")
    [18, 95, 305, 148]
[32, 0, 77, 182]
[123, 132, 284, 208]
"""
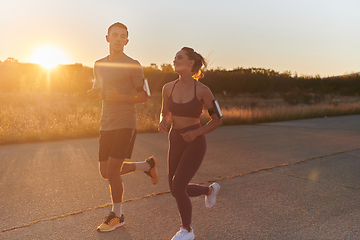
[1, 59, 359, 104]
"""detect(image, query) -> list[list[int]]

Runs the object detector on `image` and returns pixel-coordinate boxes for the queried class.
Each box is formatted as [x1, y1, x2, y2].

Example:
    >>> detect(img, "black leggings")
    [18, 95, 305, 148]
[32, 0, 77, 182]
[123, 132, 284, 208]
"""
[168, 123, 209, 229]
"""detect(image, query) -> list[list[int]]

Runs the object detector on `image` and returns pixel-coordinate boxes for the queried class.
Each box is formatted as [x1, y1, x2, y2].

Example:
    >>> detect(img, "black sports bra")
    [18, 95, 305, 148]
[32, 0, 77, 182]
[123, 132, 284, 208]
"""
[168, 80, 203, 118]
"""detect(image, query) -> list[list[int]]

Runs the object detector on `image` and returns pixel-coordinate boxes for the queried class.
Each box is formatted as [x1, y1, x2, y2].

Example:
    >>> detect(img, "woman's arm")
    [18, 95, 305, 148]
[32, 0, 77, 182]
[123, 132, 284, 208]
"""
[158, 83, 171, 133]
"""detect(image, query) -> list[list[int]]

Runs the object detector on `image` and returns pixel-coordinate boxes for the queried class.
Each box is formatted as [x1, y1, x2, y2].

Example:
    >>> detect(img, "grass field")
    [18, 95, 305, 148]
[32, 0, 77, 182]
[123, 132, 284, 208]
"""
[1, 92, 360, 145]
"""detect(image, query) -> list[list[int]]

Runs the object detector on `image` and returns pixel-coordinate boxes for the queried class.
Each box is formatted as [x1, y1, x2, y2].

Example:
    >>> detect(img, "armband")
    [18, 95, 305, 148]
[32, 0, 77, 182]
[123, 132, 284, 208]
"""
[143, 78, 151, 97]
[208, 99, 223, 118]
[136, 78, 151, 97]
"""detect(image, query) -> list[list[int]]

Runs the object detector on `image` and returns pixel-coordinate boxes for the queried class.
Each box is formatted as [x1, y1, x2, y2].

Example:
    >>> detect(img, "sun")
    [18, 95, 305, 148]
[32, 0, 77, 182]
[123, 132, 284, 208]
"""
[31, 45, 69, 69]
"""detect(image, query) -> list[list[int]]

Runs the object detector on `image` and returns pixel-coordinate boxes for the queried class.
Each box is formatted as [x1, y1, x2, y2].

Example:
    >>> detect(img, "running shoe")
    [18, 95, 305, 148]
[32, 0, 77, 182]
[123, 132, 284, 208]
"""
[144, 155, 159, 185]
[97, 212, 125, 232]
[171, 228, 195, 240]
[205, 182, 220, 208]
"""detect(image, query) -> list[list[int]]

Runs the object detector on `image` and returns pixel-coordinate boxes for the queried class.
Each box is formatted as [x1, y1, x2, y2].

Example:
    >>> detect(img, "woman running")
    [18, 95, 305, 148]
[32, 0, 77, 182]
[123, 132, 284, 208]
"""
[158, 47, 222, 240]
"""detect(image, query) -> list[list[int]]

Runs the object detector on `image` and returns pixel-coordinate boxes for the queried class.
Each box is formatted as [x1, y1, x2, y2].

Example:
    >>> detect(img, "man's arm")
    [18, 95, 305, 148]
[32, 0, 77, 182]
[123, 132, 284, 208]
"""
[87, 87, 102, 100]
[87, 63, 102, 100]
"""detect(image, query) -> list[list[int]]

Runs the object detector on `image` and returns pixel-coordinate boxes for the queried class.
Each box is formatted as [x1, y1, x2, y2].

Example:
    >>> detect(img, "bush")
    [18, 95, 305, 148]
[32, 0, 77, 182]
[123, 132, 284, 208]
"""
[282, 87, 313, 105]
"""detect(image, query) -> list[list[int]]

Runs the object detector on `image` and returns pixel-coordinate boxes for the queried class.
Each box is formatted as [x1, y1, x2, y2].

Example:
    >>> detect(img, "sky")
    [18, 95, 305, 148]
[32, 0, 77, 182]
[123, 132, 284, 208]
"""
[1, 0, 359, 77]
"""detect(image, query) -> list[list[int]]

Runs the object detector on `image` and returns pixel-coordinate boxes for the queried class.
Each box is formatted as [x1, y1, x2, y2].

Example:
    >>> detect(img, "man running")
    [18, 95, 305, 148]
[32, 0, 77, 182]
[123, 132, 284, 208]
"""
[87, 22, 159, 232]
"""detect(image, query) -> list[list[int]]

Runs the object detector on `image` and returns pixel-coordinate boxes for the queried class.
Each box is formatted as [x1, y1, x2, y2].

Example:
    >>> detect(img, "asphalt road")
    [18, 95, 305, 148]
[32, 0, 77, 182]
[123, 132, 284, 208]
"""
[1, 115, 360, 239]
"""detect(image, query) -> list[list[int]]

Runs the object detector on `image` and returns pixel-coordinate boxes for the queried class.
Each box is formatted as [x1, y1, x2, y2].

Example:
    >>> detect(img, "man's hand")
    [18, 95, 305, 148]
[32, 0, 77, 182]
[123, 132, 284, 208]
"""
[105, 86, 123, 102]
[87, 88, 101, 100]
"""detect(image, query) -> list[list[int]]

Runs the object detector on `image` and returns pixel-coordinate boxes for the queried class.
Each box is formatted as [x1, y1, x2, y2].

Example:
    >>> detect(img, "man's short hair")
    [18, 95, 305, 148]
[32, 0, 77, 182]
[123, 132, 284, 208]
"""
[108, 22, 128, 37]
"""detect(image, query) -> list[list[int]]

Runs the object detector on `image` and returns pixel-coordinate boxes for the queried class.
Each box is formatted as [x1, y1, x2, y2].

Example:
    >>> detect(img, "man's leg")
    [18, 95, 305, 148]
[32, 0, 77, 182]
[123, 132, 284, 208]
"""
[99, 160, 109, 179]
[121, 157, 159, 184]
[100, 162, 136, 178]
[97, 129, 132, 232]
[106, 157, 125, 204]
[98, 128, 157, 181]
[99, 160, 154, 178]
[97, 157, 126, 232]
[120, 162, 136, 175]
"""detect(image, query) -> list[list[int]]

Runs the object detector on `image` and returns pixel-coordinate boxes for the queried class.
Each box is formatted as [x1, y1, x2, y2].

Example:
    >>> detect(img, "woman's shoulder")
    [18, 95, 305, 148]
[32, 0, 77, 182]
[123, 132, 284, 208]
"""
[196, 81, 211, 94]
[162, 80, 178, 97]
[163, 79, 178, 89]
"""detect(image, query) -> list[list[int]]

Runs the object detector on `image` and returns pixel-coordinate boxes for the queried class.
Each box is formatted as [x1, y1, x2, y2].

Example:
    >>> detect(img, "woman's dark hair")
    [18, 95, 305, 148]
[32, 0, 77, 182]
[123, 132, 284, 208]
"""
[181, 47, 207, 80]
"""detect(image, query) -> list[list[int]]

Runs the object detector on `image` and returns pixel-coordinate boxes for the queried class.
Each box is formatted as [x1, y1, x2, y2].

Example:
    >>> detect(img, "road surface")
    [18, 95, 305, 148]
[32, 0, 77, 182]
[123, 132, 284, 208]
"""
[1, 115, 360, 239]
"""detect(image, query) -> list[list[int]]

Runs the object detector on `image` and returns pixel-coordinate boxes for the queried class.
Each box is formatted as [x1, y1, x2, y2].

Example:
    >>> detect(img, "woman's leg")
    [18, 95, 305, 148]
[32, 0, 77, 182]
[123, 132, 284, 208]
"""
[170, 134, 208, 229]
[168, 131, 185, 196]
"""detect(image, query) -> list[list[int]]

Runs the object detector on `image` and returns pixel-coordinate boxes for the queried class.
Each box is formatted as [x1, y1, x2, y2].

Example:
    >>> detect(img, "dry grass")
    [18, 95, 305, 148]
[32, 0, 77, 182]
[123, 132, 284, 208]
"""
[220, 103, 360, 125]
[1, 92, 360, 145]
[214, 93, 360, 125]
[0, 92, 102, 144]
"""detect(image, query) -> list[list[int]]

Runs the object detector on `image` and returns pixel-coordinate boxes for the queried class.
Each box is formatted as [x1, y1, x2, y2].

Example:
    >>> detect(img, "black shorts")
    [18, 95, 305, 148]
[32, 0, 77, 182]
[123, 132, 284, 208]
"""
[99, 128, 137, 161]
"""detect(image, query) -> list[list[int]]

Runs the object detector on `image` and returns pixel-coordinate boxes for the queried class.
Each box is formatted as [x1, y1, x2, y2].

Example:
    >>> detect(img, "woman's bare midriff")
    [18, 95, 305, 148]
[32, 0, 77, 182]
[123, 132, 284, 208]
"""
[171, 116, 200, 129]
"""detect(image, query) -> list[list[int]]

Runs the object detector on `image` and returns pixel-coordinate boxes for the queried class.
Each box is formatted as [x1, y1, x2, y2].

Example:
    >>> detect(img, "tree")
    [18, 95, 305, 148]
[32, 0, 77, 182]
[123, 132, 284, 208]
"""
[161, 63, 174, 73]
[150, 63, 159, 70]
[4, 57, 19, 64]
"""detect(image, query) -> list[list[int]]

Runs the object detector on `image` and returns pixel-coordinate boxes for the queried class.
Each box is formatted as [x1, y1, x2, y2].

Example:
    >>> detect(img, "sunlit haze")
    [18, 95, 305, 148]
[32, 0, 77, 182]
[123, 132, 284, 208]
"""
[1, 0, 359, 77]
[30, 45, 69, 69]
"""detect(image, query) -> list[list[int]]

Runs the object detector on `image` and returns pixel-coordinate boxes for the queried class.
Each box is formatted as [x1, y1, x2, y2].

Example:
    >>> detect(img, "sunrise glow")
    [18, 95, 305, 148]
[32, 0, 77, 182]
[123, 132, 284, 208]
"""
[30, 46, 69, 69]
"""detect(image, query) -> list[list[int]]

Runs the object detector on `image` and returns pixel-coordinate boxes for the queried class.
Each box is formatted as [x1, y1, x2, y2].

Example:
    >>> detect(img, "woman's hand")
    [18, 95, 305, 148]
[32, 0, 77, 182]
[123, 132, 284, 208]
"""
[181, 130, 198, 142]
[158, 119, 168, 134]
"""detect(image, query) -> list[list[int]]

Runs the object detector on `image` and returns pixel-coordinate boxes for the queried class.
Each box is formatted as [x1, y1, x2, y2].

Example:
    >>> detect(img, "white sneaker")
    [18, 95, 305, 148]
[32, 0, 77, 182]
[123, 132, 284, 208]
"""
[171, 228, 194, 240]
[205, 182, 220, 208]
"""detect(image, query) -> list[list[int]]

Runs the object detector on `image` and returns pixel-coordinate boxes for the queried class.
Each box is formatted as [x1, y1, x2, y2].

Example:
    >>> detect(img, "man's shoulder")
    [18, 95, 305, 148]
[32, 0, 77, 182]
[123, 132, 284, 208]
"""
[94, 54, 142, 70]
[123, 54, 141, 66]
[94, 56, 108, 68]
[95, 56, 108, 63]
